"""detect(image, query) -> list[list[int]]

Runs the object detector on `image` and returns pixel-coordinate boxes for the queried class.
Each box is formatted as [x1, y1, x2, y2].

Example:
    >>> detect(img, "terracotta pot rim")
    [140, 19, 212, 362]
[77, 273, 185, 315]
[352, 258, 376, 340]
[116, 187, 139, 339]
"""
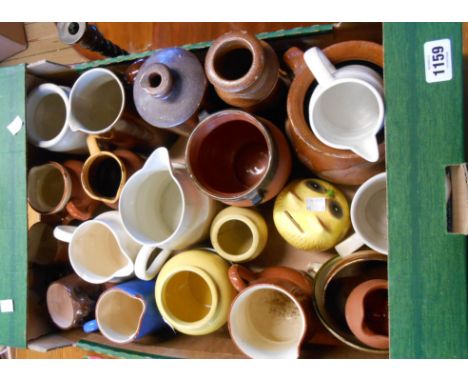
[205, 31, 265, 91]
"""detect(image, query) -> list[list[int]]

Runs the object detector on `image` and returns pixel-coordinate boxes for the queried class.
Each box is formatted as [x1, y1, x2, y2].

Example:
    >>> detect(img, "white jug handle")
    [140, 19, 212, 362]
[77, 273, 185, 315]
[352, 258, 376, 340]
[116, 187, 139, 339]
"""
[135, 246, 172, 281]
[53, 225, 76, 243]
[335, 233, 365, 257]
[303, 47, 336, 85]
[351, 136, 380, 163]
[143, 146, 172, 172]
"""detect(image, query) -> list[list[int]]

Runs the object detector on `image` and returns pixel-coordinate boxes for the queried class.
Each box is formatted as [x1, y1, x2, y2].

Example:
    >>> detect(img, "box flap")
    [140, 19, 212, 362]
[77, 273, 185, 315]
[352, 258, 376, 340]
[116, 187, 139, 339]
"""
[384, 23, 468, 358]
[0, 64, 28, 348]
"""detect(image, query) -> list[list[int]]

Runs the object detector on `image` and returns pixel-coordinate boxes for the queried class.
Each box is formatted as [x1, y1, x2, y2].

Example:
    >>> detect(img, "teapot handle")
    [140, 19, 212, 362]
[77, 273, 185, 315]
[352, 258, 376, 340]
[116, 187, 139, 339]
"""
[228, 264, 257, 292]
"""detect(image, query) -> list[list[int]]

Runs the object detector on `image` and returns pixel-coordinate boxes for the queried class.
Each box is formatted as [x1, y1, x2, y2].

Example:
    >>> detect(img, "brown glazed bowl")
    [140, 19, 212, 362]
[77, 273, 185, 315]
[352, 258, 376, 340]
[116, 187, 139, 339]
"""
[228, 264, 317, 358]
[345, 278, 389, 350]
[284, 41, 386, 186]
[186, 109, 292, 206]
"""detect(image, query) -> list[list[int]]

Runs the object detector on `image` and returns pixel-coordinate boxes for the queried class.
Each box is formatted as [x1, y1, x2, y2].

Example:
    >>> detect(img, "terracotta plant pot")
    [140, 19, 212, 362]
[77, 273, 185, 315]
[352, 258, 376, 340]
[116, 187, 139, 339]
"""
[186, 109, 292, 206]
[345, 278, 389, 350]
[284, 41, 386, 185]
[205, 31, 284, 112]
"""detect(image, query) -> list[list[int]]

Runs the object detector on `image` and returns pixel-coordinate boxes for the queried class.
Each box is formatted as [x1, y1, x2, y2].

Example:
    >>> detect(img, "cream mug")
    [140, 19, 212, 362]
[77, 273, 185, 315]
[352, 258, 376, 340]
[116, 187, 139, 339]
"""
[53, 211, 141, 284]
[68, 68, 172, 149]
[304, 47, 384, 162]
[120, 147, 218, 280]
[26, 83, 87, 153]
[335, 172, 388, 256]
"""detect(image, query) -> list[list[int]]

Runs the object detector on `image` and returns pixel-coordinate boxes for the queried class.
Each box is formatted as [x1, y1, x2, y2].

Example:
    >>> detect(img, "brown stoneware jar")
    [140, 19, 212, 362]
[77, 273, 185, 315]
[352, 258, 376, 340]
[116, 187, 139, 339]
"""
[284, 41, 386, 186]
[186, 109, 292, 206]
[133, 48, 207, 136]
[205, 31, 283, 111]
[46, 273, 102, 330]
[228, 264, 318, 359]
[81, 135, 144, 209]
[28, 160, 100, 223]
[345, 279, 389, 350]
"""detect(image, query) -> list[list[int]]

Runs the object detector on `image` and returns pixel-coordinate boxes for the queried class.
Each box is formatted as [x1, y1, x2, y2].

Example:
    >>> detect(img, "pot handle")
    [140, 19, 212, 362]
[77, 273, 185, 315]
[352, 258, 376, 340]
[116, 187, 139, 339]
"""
[335, 233, 365, 257]
[303, 47, 336, 85]
[53, 225, 77, 243]
[135, 246, 172, 281]
[283, 46, 305, 74]
[228, 264, 258, 292]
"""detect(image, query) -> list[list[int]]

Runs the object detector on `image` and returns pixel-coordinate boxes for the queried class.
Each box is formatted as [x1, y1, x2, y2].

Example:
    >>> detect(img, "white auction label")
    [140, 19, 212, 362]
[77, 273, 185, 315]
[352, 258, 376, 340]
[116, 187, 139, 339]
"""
[424, 39, 452, 83]
[306, 197, 326, 212]
[0, 299, 14, 313]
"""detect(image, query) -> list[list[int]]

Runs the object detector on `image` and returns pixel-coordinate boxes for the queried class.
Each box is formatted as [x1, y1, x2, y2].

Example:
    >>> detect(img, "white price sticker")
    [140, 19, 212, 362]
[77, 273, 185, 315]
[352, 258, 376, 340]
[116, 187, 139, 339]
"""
[0, 299, 14, 313]
[306, 197, 326, 212]
[424, 39, 452, 83]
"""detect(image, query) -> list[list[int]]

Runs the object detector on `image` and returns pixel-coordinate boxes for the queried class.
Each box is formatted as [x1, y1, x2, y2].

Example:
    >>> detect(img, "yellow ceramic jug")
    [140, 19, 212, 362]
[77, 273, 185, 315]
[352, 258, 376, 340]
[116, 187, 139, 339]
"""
[155, 249, 235, 335]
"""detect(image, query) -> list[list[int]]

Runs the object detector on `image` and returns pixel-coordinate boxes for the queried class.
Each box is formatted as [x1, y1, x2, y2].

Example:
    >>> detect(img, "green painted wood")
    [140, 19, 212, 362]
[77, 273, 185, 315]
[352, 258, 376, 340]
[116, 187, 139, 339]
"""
[384, 23, 468, 358]
[76, 340, 175, 359]
[0, 64, 28, 348]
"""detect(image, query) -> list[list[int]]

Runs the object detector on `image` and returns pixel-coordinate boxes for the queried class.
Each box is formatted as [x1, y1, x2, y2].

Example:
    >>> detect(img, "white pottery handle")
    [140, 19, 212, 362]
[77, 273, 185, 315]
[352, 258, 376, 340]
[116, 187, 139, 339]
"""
[335, 232, 365, 257]
[135, 246, 172, 281]
[53, 225, 76, 243]
[303, 47, 336, 85]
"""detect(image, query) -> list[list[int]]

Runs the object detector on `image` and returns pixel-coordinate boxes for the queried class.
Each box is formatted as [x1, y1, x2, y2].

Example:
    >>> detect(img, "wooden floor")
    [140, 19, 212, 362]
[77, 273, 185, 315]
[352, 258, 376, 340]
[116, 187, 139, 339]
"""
[3, 21, 468, 359]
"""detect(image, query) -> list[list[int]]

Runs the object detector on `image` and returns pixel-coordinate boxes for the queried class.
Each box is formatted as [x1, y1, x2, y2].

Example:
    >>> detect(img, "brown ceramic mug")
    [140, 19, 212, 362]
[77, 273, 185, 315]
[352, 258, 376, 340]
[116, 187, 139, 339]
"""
[204, 31, 284, 112]
[283, 41, 386, 186]
[186, 110, 292, 206]
[228, 264, 317, 358]
[311, 250, 388, 353]
[28, 222, 68, 265]
[345, 279, 389, 350]
[46, 273, 102, 330]
[28, 160, 100, 222]
[81, 135, 144, 209]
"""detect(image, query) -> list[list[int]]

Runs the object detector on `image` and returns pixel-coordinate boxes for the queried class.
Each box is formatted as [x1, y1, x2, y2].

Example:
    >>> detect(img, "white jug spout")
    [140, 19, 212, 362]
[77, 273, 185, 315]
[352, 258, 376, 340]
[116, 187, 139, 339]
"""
[143, 146, 172, 172]
[351, 137, 380, 162]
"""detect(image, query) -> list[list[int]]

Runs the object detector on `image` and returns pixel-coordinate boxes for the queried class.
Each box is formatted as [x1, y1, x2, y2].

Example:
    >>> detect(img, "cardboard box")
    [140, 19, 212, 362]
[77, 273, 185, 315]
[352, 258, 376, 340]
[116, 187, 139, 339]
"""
[0, 23, 27, 62]
[0, 22, 466, 359]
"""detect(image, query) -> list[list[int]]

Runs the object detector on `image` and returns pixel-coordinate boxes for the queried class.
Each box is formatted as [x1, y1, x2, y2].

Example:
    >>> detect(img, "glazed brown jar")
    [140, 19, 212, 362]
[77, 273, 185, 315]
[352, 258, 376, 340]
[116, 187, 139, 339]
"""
[284, 41, 386, 186]
[186, 109, 292, 206]
[205, 31, 283, 111]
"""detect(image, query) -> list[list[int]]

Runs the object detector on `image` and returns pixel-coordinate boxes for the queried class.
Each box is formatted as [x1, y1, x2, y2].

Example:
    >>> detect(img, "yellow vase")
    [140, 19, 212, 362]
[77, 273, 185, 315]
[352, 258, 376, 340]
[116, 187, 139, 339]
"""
[210, 206, 268, 263]
[155, 249, 236, 336]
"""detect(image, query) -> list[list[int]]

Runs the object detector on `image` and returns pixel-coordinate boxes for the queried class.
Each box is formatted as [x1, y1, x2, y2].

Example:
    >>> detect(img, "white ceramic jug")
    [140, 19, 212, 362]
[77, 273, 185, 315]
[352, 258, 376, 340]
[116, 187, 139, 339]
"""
[304, 47, 385, 162]
[119, 147, 218, 280]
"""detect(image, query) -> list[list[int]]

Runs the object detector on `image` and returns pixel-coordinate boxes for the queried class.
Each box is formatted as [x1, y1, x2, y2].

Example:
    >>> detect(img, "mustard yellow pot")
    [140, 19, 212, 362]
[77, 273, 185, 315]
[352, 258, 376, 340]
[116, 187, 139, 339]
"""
[155, 249, 235, 335]
[210, 206, 268, 263]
